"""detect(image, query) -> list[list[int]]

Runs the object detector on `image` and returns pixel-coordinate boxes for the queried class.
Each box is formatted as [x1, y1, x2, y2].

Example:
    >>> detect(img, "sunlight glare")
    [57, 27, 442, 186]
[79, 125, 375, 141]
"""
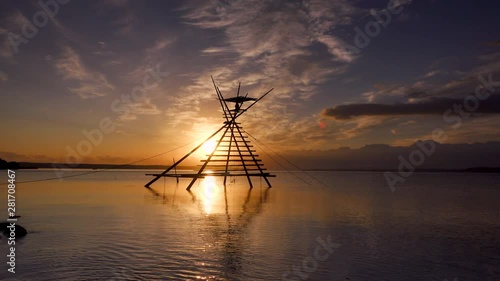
[201, 176, 218, 215]
[202, 139, 217, 155]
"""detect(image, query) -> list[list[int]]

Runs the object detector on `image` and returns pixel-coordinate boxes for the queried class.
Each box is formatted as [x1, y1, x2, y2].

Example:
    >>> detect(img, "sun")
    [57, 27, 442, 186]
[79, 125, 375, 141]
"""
[202, 139, 217, 155]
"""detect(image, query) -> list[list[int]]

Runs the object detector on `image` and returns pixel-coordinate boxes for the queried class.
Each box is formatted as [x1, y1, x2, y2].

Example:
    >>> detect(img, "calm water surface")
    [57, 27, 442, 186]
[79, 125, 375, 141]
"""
[0, 170, 499, 280]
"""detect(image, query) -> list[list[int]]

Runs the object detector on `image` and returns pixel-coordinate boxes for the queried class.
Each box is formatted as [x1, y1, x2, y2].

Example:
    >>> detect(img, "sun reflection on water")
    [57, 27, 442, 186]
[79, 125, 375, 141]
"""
[200, 176, 219, 215]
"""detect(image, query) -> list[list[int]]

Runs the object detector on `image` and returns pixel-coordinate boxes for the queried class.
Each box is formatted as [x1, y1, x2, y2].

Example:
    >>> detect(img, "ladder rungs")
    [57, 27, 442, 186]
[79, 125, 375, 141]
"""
[208, 173, 275, 177]
[201, 159, 262, 162]
[219, 145, 253, 147]
[224, 135, 248, 139]
[209, 154, 259, 157]
[236, 168, 267, 171]
[145, 174, 206, 178]
[215, 149, 256, 152]
[200, 164, 264, 167]
[202, 168, 267, 171]
[146, 172, 275, 178]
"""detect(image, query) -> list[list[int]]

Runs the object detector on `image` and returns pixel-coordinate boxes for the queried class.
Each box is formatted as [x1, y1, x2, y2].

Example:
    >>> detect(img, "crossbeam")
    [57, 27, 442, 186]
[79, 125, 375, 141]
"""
[145, 77, 275, 190]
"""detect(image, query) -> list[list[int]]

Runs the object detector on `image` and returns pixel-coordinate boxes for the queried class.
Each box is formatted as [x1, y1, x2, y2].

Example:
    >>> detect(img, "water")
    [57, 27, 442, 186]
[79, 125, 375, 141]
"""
[0, 170, 499, 280]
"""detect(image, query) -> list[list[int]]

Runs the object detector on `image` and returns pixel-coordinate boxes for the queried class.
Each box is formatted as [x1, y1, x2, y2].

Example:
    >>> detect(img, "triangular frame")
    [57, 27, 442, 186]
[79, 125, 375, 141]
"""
[145, 77, 275, 190]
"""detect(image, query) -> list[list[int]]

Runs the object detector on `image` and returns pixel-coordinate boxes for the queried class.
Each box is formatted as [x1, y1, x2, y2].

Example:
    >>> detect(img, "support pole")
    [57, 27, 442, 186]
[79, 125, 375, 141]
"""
[145, 77, 275, 190]
[234, 124, 271, 188]
[232, 122, 253, 188]
[173, 158, 179, 184]
[223, 122, 233, 186]
[186, 123, 232, 191]
[144, 124, 227, 188]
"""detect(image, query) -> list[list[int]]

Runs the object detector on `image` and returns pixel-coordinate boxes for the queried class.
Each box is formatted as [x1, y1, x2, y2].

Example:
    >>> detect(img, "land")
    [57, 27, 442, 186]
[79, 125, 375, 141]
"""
[2, 160, 499, 174]
[2, 141, 500, 173]
[0, 158, 20, 170]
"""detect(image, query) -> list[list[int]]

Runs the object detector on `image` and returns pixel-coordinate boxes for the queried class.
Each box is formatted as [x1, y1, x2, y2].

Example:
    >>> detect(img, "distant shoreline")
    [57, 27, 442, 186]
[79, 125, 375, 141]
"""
[3, 162, 499, 173]
[303, 167, 500, 173]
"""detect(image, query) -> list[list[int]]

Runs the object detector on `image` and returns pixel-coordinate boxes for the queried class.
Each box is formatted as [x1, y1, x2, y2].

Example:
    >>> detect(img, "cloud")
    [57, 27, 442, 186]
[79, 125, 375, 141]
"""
[0, 8, 82, 58]
[361, 80, 427, 103]
[322, 95, 500, 120]
[146, 37, 174, 54]
[0, 151, 54, 163]
[316, 35, 358, 62]
[127, 98, 161, 115]
[334, 116, 392, 140]
[488, 39, 500, 46]
[125, 37, 175, 83]
[103, 0, 138, 35]
[0, 9, 31, 58]
[398, 120, 416, 126]
[0, 70, 7, 82]
[103, 0, 129, 7]
[170, 0, 362, 149]
[424, 69, 444, 78]
[392, 116, 500, 146]
[92, 41, 115, 56]
[55, 46, 115, 99]
[201, 46, 232, 54]
[185, 0, 358, 61]
[314, 53, 500, 145]
[353, 52, 500, 106]
[183, 0, 358, 91]
[0, 28, 15, 58]
[116, 97, 162, 122]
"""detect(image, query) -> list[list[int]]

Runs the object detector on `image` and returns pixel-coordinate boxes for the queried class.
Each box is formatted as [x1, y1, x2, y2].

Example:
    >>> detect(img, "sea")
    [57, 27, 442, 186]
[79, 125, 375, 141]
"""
[0, 170, 498, 281]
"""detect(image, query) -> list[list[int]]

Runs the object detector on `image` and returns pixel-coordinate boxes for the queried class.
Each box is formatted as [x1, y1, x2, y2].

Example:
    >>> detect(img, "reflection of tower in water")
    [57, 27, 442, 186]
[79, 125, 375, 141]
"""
[192, 178, 271, 279]
[145, 177, 270, 279]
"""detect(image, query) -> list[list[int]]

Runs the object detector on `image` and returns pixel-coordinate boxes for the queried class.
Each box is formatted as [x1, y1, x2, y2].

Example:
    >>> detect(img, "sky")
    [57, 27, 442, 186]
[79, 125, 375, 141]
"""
[0, 0, 500, 165]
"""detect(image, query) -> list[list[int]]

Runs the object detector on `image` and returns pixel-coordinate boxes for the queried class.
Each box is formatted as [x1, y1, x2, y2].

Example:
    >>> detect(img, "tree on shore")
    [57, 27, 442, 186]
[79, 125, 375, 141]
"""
[0, 158, 20, 170]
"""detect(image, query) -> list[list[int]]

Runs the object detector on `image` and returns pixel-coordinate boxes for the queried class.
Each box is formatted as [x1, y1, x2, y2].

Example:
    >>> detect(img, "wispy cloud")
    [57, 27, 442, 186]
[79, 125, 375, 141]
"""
[316, 35, 358, 63]
[146, 37, 175, 54]
[322, 60, 500, 120]
[0, 29, 14, 58]
[362, 53, 500, 104]
[424, 69, 444, 78]
[0, 9, 31, 58]
[488, 39, 500, 46]
[183, 0, 359, 88]
[55, 46, 115, 99]
[0, 70, 8, 82]
[103, 0, 129, 7]
[125, 37, 175, 83]
[168, 0, 361, 147]
[318, 54, 500, 144]
[127, 97, 161, 115]
[321, 95, 500, 120]
[102, 0, 138, 35]
[335, 116, 391, 140]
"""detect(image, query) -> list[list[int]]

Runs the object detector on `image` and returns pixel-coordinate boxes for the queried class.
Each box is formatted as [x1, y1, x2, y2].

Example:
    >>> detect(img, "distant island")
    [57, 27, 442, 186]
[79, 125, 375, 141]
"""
[2, 140, 500, 173]
[303, 167, 500, 173]
[0, 158, 20, 170]
[1, 160, 499, 174]
[5, 161, 187, 171]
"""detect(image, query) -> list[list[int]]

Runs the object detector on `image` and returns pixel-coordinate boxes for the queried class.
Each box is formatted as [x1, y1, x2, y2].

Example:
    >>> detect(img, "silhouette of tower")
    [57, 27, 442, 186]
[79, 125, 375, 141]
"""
[145, 77, 275, 190]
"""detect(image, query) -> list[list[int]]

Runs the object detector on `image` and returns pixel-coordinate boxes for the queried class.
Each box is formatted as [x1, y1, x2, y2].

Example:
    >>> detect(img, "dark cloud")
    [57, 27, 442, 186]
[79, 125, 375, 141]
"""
[405, 91, 428, 99]
[322, 94, 500, 119]
[490, 39, 500, 46]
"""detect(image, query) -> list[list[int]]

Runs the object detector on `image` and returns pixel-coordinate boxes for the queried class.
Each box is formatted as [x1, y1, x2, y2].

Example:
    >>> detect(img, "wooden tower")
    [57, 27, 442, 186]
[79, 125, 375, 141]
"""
[145, 77, 275, 190]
